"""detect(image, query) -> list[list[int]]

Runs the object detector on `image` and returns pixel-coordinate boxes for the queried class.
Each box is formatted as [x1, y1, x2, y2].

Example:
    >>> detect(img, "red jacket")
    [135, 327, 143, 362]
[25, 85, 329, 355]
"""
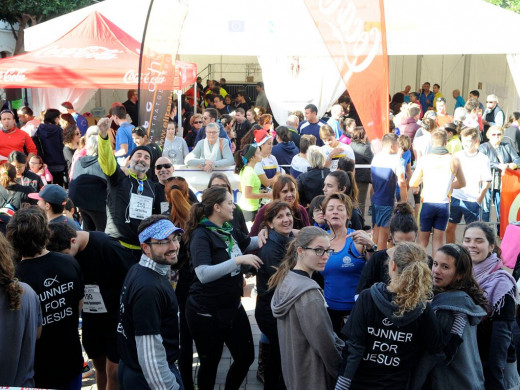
[0, 128, 38, 162]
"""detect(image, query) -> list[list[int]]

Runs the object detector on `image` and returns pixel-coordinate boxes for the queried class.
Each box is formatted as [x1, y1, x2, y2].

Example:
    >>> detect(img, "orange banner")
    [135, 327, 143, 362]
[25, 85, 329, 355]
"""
[303, 0, 389, 141]
[500, 168, 520, 237]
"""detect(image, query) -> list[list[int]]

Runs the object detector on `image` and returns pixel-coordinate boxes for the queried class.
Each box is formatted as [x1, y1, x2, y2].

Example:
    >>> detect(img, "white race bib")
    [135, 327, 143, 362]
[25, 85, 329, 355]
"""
[83, 284, 108, 314]
[160, 201, 169, 214]
[129, 193, 153, 220]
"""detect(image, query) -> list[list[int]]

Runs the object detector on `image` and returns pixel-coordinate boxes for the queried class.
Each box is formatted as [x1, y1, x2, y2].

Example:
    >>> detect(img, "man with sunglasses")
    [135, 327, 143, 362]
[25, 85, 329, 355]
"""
[155, 157, 198, 204]
[98, 121, 164, 260]
[118, 215, 184, 390]
[0, 109, 38, 163]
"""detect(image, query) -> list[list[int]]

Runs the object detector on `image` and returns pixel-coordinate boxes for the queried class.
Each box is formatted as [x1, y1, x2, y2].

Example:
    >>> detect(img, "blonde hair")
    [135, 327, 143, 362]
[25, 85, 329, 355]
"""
[268, 226, 329, 289]
[389, 242, 433, 317]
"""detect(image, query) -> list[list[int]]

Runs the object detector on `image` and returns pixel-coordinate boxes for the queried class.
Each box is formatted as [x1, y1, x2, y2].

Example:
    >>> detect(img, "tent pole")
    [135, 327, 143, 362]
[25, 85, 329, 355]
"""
[194, 82, 197, 114]
[415, 55, 422, 92]
[462, 54, 472, 100]
[177, 90, 183, 138]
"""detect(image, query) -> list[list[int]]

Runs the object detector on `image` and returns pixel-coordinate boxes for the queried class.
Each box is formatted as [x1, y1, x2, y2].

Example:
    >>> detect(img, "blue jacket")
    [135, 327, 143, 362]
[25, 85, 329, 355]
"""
[272, 141, 299, 173]
[35, 123, 67, 167]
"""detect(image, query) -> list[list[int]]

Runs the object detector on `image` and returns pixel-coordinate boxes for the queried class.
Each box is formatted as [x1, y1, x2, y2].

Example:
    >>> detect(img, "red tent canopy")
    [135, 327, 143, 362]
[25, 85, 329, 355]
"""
[0, 11, 196, 90]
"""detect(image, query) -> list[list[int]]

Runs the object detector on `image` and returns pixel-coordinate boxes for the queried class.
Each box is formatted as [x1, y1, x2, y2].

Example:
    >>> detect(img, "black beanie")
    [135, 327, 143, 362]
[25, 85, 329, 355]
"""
[129, 145, 151, 159]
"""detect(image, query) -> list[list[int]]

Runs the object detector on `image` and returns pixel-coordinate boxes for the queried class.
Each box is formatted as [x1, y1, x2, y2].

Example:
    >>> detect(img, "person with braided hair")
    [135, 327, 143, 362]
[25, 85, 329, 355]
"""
[0, 233, 42, 386]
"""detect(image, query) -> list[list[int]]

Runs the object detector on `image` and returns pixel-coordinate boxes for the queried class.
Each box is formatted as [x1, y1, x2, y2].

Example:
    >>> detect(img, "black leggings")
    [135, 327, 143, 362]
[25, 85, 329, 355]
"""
[78, 208, 107, 232]
[327, 307, 350, 337]
[255, 299, 286, 390]
[185, 297, 255, 390]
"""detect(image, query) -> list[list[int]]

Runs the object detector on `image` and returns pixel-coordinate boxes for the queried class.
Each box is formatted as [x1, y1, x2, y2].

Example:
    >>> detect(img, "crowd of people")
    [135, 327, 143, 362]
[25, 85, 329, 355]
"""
[0, 79, 520, 390]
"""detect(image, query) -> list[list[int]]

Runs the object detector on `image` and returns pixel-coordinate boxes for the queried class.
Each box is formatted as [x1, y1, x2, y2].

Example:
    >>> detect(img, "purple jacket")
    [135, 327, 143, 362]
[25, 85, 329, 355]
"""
[400, 117, 420, 143]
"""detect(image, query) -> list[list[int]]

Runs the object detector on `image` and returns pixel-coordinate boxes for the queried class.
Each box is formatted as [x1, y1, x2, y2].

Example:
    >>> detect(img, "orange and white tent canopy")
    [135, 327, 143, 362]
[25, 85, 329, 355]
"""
[0, 11, 196, 90]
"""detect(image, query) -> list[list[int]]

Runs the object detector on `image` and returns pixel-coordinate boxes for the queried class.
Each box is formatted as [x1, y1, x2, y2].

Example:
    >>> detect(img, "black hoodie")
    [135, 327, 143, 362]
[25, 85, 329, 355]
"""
[339, 282, 443, 390]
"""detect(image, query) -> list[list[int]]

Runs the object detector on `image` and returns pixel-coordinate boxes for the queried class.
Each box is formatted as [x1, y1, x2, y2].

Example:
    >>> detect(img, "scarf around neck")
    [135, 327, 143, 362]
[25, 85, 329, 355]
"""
[473, 252, 517, 315]
[203, 138, 220, 162]
[199, 217, 236, 255]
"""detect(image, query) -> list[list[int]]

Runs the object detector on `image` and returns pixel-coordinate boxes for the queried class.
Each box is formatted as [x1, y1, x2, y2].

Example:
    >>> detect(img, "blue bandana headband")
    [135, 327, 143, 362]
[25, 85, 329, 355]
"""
[138, 219, 184, 244]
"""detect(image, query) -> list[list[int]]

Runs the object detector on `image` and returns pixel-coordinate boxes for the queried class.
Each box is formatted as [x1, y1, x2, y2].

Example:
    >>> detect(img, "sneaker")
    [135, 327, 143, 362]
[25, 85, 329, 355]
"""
[82, 361, 94, 379]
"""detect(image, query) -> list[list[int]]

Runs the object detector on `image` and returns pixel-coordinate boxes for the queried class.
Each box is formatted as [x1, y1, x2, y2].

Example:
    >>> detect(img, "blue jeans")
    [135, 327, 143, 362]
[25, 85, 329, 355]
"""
[482, 189, 501, 224]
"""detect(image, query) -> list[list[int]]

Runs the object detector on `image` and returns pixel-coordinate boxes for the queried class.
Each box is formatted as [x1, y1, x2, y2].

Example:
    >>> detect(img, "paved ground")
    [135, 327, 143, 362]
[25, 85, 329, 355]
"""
[81, 191, 498, 389]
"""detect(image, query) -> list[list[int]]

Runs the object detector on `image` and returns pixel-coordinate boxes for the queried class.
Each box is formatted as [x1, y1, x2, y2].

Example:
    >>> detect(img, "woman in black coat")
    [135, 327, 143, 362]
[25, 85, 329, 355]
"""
[296, 145, 329, 207]
[255, 201, 294, 389]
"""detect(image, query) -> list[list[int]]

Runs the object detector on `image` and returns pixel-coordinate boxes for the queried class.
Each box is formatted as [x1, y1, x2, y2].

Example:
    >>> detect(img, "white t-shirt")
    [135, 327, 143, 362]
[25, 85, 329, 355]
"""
[412, 132, 432, 162]
[452, 151, 492, 203]
[321, 143, 355, 171]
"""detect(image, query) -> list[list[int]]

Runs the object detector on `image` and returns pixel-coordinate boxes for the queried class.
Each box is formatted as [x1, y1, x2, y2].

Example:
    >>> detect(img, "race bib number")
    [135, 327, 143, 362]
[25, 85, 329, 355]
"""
[230, 242, 243, 277]
[129, 193, 153, 220]
[160, 201, 169, 214]
[83, 285, 108, 314]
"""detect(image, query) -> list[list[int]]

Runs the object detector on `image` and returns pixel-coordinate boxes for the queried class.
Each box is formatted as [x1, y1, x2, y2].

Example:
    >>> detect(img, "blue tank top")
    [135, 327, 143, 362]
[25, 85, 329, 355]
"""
[321, 228, 366, 311]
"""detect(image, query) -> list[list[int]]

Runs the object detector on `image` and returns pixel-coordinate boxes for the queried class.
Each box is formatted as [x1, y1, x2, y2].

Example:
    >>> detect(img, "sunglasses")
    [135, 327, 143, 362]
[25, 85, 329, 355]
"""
[193, 121, 202, 124]
[155, 163, 172, 170]
[486, 101, 495, 103]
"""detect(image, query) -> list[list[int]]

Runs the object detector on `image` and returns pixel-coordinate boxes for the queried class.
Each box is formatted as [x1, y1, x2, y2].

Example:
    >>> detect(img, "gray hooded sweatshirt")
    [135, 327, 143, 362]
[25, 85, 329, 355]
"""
[271, 270, 344, 390]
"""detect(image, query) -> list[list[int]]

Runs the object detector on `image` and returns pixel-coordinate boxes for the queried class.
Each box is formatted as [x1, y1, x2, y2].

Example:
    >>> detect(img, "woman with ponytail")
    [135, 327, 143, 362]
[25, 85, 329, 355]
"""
[235, 143, 272, 222]
[163, 176, 195, 389]
[462, 222, 520, 389]
[336, 242, 443, 390]
[0, 233, 42, 386]
[184, 186, 264, 390]
[411, 244, 487, 390]
[270, 226, 343, 390]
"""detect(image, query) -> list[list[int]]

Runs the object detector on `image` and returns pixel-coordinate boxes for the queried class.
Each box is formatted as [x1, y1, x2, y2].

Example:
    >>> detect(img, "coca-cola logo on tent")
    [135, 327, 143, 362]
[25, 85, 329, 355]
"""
[35, 46, 123, 60]
[0, 69, 27, 82]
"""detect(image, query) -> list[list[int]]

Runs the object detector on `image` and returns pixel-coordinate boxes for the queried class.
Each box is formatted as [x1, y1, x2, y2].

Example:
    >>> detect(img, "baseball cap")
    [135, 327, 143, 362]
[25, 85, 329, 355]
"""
[28, 184, 67, 205]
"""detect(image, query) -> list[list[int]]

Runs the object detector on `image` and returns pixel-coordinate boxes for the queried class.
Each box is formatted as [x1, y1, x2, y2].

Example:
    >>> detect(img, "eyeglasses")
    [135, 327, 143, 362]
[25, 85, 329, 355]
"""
[486, 101, 495, 103]
[145, 236, 180, 246]
[29, 161, 42, 165]
[206, 131, 219, 135]
[193, 121, 203, 124]
[155, 163, 172, 170]
[303, 247, 334, 256]
[489, 133, 502, 137]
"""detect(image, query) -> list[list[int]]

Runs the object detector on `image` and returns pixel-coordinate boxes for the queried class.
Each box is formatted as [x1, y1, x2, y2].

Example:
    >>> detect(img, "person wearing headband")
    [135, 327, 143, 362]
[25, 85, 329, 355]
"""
[118, 215, 185, 390]
[234, 143, 272, 222]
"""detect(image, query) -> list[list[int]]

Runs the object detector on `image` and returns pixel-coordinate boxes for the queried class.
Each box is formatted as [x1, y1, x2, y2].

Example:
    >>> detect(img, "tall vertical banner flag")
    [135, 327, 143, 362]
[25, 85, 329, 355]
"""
[303, 0, 389, 141]
[138, 0, 189, 142]
[500, 169, 520, 237]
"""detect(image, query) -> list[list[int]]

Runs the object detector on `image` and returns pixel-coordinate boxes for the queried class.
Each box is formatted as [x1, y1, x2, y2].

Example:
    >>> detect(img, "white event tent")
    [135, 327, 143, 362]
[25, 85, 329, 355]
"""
[22, 0, 520, 123]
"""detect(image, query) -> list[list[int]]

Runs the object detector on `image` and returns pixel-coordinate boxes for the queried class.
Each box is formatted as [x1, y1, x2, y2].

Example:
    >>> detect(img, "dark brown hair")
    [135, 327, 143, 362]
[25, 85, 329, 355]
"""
[6, 206, 50, 258]
[0, 233, 23, 310]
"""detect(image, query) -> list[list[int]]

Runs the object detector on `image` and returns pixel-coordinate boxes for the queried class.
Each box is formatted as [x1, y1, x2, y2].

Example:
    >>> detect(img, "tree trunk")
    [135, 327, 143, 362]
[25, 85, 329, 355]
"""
[13, 14, 32, 55]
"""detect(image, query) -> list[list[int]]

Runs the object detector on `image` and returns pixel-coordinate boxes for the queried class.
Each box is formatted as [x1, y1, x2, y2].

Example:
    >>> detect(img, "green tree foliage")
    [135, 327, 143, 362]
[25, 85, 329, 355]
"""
[484, 0, 520, 13]
[0, 0, 97, 54]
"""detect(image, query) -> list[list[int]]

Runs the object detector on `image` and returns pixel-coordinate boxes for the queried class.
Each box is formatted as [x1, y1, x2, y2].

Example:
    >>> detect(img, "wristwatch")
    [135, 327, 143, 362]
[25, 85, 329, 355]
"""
[366, 244, 378, 253]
